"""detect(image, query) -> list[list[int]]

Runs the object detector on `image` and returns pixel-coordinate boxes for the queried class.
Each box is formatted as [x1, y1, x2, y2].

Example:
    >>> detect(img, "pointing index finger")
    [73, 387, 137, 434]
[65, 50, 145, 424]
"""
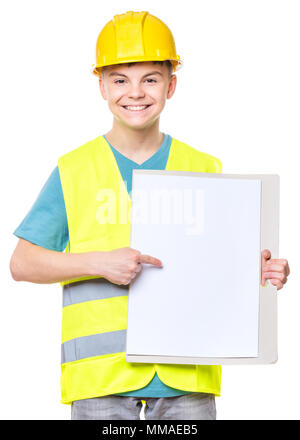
[139, 254, 163, 267]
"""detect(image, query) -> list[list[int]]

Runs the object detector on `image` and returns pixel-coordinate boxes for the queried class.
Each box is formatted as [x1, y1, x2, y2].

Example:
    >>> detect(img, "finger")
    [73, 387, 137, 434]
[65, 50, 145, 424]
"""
[261, 256, 268, 286]
[264, 263, 286, 273]
[261, 251, 271, 284]
[139, 254, 163, 267]
[261, 249, 271, 261]
[269, 278, 283, 290]
[263, 271, 287, 284]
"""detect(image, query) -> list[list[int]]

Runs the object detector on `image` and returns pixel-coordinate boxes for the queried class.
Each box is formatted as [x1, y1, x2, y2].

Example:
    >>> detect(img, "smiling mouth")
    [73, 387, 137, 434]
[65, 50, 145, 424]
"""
[122, 105, 152, 112]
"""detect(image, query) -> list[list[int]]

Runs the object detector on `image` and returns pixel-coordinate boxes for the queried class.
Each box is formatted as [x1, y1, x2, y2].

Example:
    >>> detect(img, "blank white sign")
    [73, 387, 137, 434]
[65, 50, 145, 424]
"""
[127, 172, 262, 358]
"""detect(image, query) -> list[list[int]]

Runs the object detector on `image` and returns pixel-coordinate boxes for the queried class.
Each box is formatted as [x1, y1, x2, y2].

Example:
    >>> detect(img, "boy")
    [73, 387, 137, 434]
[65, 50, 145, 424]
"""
[10, 11, 290, 420]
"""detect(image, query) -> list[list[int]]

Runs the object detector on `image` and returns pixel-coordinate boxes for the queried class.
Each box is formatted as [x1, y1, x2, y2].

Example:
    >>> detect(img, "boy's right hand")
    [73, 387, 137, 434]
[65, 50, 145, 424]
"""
[97, 247, 163, 286]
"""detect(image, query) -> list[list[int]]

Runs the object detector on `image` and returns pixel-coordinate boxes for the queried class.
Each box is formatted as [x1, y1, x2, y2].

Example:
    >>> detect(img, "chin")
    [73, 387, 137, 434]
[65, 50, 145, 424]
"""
[115, 114, 160, 130]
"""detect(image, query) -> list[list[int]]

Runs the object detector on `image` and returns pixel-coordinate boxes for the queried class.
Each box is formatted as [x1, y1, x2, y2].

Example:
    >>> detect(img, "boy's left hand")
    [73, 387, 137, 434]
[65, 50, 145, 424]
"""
[261, 249, 290, 290]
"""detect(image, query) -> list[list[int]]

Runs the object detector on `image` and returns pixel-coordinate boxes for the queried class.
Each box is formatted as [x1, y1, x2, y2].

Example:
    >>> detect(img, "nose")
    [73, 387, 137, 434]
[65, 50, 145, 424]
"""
[127, 82, 146, 100]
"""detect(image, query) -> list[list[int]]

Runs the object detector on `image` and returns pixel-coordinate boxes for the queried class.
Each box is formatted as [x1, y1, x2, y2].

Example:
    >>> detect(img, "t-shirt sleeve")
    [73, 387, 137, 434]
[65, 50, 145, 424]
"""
[13, 166, 69, 252]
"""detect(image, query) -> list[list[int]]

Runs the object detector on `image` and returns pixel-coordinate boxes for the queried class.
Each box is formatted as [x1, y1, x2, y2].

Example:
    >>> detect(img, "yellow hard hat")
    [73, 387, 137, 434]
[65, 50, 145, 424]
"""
[92, 11, 183, 76]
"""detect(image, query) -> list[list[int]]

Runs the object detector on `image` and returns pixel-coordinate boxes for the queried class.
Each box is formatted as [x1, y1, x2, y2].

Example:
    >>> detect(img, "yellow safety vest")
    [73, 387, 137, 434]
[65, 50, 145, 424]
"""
[58, 135, 223, 404]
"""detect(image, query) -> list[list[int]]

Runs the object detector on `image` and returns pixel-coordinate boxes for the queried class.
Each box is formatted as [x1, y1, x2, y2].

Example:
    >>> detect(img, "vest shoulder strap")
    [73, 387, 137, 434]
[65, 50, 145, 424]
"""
[58, 136, 104, 170]
[169, 138, 222, 174]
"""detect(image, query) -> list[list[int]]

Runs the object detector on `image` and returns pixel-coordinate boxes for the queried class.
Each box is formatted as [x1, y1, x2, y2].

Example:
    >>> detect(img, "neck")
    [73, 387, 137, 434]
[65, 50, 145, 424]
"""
[105, 118, 163, 157]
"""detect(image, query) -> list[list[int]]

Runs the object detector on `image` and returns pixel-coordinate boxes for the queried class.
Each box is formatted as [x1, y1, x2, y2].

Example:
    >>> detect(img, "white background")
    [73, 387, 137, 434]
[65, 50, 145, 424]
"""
[1, 0, 299, 420]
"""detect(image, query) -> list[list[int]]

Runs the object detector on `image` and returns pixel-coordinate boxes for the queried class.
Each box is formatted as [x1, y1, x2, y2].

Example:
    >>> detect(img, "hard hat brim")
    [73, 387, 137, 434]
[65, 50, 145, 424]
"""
[91, 58, 183, 77]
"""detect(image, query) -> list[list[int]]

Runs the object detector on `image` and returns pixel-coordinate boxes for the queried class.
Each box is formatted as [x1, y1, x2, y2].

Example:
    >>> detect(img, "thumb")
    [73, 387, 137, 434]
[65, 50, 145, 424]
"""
[262, 249, 271, 261]
[261, 249, 271, 287]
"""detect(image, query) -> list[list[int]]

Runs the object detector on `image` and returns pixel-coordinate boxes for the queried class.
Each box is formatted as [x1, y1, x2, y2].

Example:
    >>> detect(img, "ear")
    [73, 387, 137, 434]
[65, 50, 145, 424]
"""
[167, 74, 177, 99]
[99, 77, 107, 100]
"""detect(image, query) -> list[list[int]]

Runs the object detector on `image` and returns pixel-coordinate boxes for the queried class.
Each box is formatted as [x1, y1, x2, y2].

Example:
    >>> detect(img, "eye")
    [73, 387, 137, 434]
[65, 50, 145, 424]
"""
[145, 78, 157, 83]
[115, 79, 125, 84]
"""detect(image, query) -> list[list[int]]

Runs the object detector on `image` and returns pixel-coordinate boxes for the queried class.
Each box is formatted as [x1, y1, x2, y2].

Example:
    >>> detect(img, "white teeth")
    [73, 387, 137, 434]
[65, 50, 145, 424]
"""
[124, 105, 149, 111]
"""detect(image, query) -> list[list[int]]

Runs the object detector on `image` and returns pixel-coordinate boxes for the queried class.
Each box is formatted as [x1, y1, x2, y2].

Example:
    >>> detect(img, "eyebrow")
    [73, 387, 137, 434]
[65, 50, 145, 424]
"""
[108, 71, 163, 78]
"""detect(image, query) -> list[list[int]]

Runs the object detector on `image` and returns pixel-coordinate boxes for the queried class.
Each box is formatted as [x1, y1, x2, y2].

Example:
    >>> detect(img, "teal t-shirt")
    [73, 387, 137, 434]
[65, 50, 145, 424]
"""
[13, 133, 192, 398]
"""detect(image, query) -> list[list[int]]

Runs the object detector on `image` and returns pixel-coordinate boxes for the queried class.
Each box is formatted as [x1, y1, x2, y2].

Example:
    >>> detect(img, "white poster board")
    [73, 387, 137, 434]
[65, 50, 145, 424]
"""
[126, 171, 279, 365]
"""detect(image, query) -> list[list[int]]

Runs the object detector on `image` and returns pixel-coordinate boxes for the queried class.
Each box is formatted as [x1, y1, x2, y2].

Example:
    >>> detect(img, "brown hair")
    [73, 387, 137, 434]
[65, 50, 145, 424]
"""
[101, 60, 173, 79]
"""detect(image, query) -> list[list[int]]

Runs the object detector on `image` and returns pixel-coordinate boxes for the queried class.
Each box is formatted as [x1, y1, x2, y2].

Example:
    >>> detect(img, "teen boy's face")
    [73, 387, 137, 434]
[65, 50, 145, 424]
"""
[99, 61, 177, 130]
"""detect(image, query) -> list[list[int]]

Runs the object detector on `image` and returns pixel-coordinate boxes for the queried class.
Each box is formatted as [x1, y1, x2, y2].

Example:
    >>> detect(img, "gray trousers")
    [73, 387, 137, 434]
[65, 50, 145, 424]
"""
[71, 393, 216, 420]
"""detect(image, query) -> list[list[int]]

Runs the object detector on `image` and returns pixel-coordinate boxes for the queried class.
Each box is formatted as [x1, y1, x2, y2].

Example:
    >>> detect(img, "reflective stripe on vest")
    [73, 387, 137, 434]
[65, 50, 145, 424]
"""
[63, 278, 128, 307]
[61, 330, 127, 363]
[58, 135, 223, 404]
